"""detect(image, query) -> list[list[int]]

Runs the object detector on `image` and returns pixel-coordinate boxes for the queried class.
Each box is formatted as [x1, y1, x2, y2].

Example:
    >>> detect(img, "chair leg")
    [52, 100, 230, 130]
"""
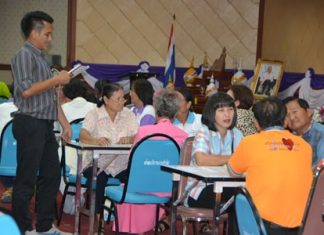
[154, 205, 160, 235]
[192, 221, 198, 235]
[57, 184, 69, 226]
[107, 204, 113, 223]
[112, 203, 119, 235]
[98, 202, 105, 235]
[78, 210, 82, 233]
[223, 218, 229, 235]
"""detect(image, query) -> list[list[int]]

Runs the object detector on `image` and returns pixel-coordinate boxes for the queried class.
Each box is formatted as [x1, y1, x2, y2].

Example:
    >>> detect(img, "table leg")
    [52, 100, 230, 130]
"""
[89, 151, 99, 235]
[170, 173, 180, 235]
[213, 193, 222, 235]
[74, 149, 83, 234]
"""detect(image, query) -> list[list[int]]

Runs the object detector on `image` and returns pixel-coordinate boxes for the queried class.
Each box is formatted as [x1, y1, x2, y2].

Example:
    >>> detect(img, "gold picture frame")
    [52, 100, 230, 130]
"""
[251, 59, 285, 99]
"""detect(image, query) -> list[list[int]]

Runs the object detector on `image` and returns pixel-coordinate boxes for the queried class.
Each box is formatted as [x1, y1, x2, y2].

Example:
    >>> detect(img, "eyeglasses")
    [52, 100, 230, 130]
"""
[109, 97, 127, 104]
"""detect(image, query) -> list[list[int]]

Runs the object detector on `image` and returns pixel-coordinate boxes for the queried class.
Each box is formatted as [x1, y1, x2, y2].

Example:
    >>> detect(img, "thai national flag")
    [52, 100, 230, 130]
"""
[164, 19, 176, 87]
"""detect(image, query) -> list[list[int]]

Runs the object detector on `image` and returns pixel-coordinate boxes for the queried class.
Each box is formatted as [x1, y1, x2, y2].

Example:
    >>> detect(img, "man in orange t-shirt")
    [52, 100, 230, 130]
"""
[228, 97, 312, 235]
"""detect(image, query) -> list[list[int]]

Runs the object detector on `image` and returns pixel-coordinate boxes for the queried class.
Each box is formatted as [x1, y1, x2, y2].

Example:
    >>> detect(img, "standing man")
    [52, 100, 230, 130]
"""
[228, 97, 312, 235]
[284, 96, 324, 167]
[11, 11, 72, 234]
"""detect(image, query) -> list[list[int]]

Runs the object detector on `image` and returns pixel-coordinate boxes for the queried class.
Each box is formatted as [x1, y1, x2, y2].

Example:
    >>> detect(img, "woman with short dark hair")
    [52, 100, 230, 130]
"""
[174, 87, 202, 136]
[227, 85, 257, 136]
[129, 79, 155, 126]
[187, 92, 243, 208]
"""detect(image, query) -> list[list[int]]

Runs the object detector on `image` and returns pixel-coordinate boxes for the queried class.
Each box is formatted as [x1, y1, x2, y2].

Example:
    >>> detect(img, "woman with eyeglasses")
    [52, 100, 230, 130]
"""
[79, 83, 138, 221]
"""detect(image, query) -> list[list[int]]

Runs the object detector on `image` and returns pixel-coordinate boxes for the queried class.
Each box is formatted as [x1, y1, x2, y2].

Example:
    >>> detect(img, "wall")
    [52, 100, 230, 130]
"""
[0, 70, 12, 84]
[0, 0, 68, 83]
[262, 0, 324, 73]
[75, 0, 259, 69]
[0, 0, 260, 84]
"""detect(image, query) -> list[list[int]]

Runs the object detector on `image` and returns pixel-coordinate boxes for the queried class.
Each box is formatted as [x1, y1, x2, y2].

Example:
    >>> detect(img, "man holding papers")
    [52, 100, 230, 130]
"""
[11, 11, 72, 234]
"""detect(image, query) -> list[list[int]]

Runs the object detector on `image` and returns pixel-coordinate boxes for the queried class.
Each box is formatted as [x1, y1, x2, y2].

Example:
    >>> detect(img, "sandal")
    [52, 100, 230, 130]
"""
[154, 219, 170, 233]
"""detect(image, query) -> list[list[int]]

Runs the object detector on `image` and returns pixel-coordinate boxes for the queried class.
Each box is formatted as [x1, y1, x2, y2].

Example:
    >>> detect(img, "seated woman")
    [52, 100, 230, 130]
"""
[129, 79, 156, 126]
[115, 88, 188, 234]
[174, 87, 202, 136]
[186, 92, 243, 233]
[79, 83, 138, 218]
[187, 92, 243, 206]
[227, 85, 257, 136]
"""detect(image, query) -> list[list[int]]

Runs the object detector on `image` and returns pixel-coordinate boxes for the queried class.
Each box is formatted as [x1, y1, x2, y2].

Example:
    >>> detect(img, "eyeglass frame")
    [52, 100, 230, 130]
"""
[108, 96, 127, 104]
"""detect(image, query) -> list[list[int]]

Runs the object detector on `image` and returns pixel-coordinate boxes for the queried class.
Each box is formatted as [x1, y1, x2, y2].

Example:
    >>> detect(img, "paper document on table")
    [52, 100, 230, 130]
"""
[68, 63, 90, 78]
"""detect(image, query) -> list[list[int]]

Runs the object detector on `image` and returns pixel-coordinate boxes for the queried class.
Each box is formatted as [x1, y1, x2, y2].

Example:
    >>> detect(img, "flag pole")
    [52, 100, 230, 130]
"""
[164, 14, 176, 87]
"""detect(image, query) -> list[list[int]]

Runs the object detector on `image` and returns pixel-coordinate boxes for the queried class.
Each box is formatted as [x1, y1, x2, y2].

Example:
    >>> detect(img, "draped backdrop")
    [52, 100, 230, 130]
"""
[73, 60, 324, 107]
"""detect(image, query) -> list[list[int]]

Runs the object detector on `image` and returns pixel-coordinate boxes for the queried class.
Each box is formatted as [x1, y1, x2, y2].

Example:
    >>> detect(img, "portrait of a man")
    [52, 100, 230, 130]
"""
[252, 60, 284, 99]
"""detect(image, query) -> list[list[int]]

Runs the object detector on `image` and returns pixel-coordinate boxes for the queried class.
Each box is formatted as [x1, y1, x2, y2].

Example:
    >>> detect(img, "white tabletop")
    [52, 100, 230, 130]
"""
[161, 165, 244, 182]
[66, 140, 132, 150]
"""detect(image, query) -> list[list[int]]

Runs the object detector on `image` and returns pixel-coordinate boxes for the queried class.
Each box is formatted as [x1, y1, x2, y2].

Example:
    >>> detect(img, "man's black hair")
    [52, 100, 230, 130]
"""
[21, 11, 53, 38]
[252, 96, 287, 129]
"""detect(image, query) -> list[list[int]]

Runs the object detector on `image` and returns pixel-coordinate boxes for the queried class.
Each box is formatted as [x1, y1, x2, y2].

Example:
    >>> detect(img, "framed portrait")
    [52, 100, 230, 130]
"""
[251, 59, 285, 99]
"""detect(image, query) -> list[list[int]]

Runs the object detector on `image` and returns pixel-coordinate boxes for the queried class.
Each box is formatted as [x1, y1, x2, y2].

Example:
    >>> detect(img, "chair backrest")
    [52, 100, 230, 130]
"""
[0, 120, 17, 176]
[0, 98, 8, 104]
[235, 187, 267, 235]
[61, 118, 84, 177]
[122, 133, 180, 200]
[0, 213, 20, 235]
[70, 118, 84, 141]
[178, 136, 194, 197]
[298, 166, 324, 235]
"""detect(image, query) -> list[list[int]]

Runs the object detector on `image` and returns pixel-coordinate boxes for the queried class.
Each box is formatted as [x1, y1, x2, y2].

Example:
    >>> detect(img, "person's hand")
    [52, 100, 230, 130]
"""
[61, 125, 72, 143]
[117, 136, 134, 144]
[55, 70, 72, 86]
[96, 137, 111, 146]
[316, 159, 324, 170]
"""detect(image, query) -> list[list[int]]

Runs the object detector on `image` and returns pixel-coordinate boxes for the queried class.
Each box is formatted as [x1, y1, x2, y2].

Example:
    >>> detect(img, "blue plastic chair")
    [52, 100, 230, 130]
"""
[235, 187, 267, 235]
[0, 213, 20, 235]
[0, 120, 17, 177]
[100, 133, 180, 234]
[0, 119, 61, 220]
[58, 118, 86, 225]
[0, 98, 8, 104]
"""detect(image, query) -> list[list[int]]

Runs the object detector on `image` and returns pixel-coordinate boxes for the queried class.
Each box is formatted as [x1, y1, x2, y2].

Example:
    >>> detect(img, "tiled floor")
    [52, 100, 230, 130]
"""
[0, 183, 195, 234]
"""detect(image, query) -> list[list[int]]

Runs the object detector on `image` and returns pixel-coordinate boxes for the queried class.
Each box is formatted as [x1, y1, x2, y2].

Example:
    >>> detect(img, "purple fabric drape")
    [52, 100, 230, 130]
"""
[72, 61, 324, 91]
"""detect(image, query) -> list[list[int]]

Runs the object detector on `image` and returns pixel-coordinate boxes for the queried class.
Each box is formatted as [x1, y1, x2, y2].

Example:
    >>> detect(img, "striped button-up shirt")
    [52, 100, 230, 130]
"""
[186, 125, 243, 201]
[11, 41, 57, 120]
